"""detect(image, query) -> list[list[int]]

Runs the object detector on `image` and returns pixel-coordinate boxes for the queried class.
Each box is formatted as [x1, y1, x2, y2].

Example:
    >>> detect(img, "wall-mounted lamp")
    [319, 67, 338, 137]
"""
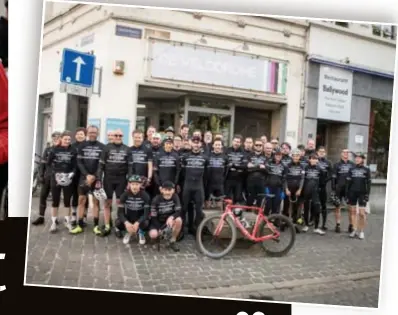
[113, 60, 125, 75]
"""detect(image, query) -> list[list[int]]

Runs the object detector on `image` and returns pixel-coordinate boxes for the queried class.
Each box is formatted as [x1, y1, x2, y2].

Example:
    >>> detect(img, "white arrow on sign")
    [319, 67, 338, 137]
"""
[73, 56, 86, 82]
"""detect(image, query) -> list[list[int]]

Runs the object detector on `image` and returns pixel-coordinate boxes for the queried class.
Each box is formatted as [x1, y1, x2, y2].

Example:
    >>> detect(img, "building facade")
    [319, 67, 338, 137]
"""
[37, 3, 307, 152]
[302, 21, 396, 165]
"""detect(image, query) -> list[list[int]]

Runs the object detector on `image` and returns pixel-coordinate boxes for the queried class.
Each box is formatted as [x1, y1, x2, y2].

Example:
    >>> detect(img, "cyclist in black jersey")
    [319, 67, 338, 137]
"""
[283, 149, 305, 223]
[317, 146, 332, 230]
[153, 137, 181, 193]
[331, 149, 355, 233]
[203, 131, 213, 156]
[115, 175, 151, 245]
[172, 135, 183, 155]
[246, 139, 267, 207]
[130, 129, 153, 189]
[301, 154, 327, 235]
[70, 127, 87, 225]
[32, 131, 61, 225]
[225, 135, 246, 203]
[205, 139, 228, 209]
[281, 142, 292, 167]
[96, 129, 131, 236]
[263, 142, 274, 161]
[264, 148, 287, 215]
[149, 181, 182, 252]
[70, 126, 105, 234]
[47, 131, 77, 233]
[143, 126, 156, 149]
[346, 153, 371, 240]
[181, 136, 209, 235]
[305, 139, 316, 158]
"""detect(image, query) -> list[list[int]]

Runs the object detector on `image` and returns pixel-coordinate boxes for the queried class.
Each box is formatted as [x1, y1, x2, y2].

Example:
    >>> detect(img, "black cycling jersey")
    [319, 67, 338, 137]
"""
[151, 145, 162, 161]
[118, 190, 151, 223]
[206, 151, 228, 186]
[143, 139, 152, 150]
[150, 193, 182, 227]
[39, 146, 55, 178]
[317, 157, 332, 186]
[77, 140, 106, 177]
[203, 143, 212, 156]
[305, 149, 316, 158]
[300, 156, 308, 169]
[303, 164, 324, 192]
[284, 161, 305, 191]
[130, 144, 153, 177]
[265, 159, 287, 188]
[346, 164, 371, 194]
[332, 159, 355, 190]
[281, 154, 293, 167]
[153, 150, 181, 186]
[47, 145, 77, 174]
[181, 151, 208, 188]
[247, 152, 267, 182]
[225, 147, 246, 178]
[96, 143, 131, 179]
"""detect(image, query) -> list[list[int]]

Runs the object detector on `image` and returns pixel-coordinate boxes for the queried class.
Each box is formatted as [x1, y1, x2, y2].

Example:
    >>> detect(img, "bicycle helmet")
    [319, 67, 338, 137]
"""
[55, 173, 74, 186]
[93, 181, 107, 201]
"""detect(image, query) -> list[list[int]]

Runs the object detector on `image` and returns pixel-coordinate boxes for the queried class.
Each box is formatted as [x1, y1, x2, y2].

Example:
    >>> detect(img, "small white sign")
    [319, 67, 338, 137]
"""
[355, 135, 364, 144]
[369, 164, 377, 172]
[60, 83, 93, 97]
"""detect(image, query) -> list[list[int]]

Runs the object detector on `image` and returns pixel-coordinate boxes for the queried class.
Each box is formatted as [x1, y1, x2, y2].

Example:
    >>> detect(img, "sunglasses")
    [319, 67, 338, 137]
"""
[271, 142, 278, 144]
[114, 134, 123, 138]
[254, 144, 263, 147]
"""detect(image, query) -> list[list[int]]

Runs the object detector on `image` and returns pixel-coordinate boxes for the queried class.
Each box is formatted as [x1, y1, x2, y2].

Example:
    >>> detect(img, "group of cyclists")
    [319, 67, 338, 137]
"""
[31, 123, 372, 253]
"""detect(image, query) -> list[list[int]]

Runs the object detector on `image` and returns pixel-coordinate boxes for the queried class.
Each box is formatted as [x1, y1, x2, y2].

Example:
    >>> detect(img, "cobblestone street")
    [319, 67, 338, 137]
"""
[26, 198, 383, 308]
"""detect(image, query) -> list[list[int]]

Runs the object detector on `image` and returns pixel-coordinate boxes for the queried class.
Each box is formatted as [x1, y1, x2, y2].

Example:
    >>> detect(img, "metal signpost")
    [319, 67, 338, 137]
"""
[60, 48, 96, 97]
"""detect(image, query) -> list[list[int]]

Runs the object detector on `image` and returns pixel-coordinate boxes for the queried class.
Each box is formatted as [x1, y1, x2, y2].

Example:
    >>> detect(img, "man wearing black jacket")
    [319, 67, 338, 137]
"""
[317, 146, 332, 230]
[32, 131, 61, 225]
[246, 139, 267, 207]
[225, 135, 246, 203]
[70, 126, 105, 234]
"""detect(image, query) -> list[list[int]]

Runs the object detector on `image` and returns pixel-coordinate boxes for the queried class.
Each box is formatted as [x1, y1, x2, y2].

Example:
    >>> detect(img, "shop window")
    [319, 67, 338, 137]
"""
[372, 25, 395, 39]
[368, 100, 392, 179]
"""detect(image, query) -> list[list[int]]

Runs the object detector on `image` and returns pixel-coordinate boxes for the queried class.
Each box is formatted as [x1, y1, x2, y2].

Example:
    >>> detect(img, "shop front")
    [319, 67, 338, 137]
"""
[136, 39, 289, 143]
[303, 58, 394, 163]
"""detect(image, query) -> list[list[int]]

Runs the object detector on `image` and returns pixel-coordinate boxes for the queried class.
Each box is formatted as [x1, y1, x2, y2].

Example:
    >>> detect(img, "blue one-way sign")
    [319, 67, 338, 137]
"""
[60, 48, 96, 92]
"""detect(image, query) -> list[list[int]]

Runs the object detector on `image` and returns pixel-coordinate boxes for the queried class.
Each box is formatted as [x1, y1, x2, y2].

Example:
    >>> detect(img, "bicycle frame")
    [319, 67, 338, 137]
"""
[213, 200, 280, 242]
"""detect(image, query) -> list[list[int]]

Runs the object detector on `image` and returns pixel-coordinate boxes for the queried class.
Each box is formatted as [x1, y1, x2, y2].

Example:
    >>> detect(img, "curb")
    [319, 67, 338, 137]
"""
[168, 271, 380, 297]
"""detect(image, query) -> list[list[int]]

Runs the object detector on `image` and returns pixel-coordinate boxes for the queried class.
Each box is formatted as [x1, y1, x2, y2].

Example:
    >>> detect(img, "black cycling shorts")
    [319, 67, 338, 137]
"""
[348, 191, 367, 207]
[336, 185, 346, 200]
[205, 184, 224, 201]
[115, 218, 149, 231]
[78, 176, 96, 196]
[103, 177, 127, 199]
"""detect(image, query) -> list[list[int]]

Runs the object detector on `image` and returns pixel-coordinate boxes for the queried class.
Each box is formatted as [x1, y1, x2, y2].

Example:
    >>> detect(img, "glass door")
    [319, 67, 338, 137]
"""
[187, 111, 232, 142]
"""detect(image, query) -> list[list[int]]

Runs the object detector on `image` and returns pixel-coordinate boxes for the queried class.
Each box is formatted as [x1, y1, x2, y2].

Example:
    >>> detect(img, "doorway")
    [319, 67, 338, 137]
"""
[66, 95, 89, 133]
[316, 120, 328, 148]
[36, 93, 53, 155]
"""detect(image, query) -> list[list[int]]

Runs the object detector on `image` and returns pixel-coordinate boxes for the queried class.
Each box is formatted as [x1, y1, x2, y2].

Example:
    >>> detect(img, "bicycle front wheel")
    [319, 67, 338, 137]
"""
[196, 213, 237, 259]
[257, 214, 296, 257]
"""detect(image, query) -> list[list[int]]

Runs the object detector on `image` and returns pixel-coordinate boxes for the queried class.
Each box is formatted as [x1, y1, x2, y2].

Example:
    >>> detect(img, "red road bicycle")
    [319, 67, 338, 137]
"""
[196, 193, 296, 259]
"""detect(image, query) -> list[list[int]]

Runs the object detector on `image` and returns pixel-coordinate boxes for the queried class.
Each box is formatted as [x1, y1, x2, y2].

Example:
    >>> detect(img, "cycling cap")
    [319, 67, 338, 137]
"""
[128, 175, 143, 183]
[164, 136, 173, 143]
[273, 147, 282, 155]
[191, 136, 201, 143]
[165, 126, 174, 133]
[291, 148, 301, 155]
[152, 133, 161, 139]
[161, 181, 175, 189]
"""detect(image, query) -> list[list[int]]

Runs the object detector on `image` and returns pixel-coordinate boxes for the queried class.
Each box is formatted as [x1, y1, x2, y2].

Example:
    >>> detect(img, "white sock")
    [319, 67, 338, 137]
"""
[51, 217, 57, 224]
[64, 216, 70, 223]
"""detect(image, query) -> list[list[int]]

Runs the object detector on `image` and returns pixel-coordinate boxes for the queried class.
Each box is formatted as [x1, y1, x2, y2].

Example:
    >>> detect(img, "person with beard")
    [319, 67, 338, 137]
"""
[31, 131, 61, 225]
[246, 139, 267, 207]
[129, 129, 153, 192]
[205, 139, 228, 209]
[264, 149, 287, 215]
[280, 142, 292, 167]
[70, 127, 87, 225]
[305, 139, 316, 157]
[242, 137, 254, 202]
[143, 125, 156, 149]
[282, 149, 305, 226]
[317, 146, 332, 230]
[225, 135, 246, 204]
[301, 154, 327, 235]
[180, 136, 208, 235]
[203, 131, 213, 156]
[70, 126, 105, 234]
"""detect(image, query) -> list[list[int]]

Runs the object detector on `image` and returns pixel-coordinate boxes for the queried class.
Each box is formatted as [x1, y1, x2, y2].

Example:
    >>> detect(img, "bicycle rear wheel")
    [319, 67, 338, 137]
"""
[196, 213, 237, 259]
[257, 214, 296, 257]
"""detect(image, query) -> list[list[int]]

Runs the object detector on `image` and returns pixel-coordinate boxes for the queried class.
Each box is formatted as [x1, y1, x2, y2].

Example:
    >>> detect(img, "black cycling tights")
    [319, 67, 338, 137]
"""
[51, 177, 73, 208]
[303, 191, 321, 229]
[319, 185, 328, 227]
[182, 187, 204, 229]
[39, 177, 51, 216]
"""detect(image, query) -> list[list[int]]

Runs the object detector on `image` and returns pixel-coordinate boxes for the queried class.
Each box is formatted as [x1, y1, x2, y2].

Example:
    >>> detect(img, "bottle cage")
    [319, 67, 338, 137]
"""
[55, 173, 73, 186]
[93, 188, 107, 201]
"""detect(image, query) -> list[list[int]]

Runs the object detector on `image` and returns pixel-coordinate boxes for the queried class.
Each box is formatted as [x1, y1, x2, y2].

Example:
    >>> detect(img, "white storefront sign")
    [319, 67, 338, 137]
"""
[149, 41, 288, 94]
[317, 65, 353, 122]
